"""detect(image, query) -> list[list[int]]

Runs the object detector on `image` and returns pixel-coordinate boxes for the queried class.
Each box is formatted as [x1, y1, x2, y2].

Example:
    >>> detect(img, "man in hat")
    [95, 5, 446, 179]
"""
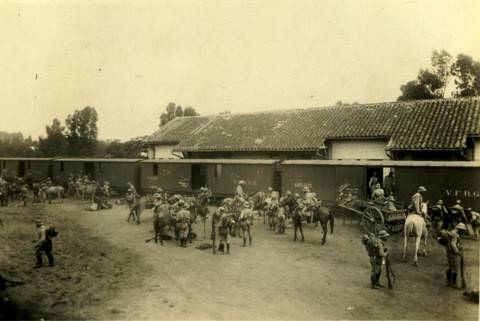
[445, 223, 467, 288]
[431, 200, 449, 235]
[265, 193, 280, 230]
[467, 208, 480, 241]
[125, 189, 137, 221]
[234, 180, 248, 204]
[450, 200, 467, 226]
[367, 230, 390, 289]
[300, 186, 317, 220]
[239, 201, 254, 247]
[383, 171, 395, 196]
[126, 182, 140, 197]
[217, 210, 235, 255]
[176, 201, 192, 248]
[410, 186, 427, 216]
[371, 183, 386, 205]
[368, 172, 380, 197]
[34, 219, 54, 268]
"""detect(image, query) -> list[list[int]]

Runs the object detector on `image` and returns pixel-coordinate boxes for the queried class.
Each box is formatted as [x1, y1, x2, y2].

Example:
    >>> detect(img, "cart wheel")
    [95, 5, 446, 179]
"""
[385, 219, 405, 233]
[362, 207, 384, 234]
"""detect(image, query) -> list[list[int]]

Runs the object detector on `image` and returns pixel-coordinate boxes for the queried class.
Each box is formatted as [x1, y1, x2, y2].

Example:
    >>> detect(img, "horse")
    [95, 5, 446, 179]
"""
[128, 196, 155, 225]
[153, 203, 176, 245]
[75, 182, 98, 202]
[249, 191, 267, 221]
[402, 202, 430, 266]
[42, 185, 65, 204]
[291, 202, 335, 245]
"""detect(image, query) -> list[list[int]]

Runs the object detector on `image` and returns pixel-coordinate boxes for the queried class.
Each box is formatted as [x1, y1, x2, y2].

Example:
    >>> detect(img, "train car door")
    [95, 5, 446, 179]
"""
[84, 162, 95, 179]
[365, 167, 383, 198]
[191, 164, 206, 190]
[18, 161, 26, 177]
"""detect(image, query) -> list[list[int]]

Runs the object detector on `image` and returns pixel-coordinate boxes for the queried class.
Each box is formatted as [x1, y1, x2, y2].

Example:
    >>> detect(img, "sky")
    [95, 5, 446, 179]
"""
[1, 0, 479, 142]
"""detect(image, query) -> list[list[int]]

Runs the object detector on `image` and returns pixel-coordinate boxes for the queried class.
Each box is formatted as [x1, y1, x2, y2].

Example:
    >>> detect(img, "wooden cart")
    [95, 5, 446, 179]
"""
[338, 201, 407, 234]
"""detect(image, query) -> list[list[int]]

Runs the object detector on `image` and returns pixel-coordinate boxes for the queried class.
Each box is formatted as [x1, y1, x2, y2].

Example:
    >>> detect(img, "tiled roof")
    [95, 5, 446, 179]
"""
[143, 116, 210, 144]
[145, 97, 480, 152]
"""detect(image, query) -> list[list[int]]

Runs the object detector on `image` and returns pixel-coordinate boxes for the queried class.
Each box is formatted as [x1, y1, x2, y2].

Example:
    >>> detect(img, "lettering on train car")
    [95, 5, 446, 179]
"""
[294, 182, 312, 189]
[337, 183, 359, 203]
[178, 178, 190, 188]
[233, 179, 257, 186]
[147, 176, 157, 181]
[445, 190, 480, 197]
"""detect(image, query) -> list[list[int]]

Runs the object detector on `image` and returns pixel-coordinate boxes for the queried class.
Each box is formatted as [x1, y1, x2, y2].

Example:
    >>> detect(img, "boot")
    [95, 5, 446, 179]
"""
[249, 236, 252, 246]
[34, 255, 42, 268]
[226, 244, 230, 255]
[218, 243, 225, 254]
[446, 271, 452, 287]
[375, 274, 383, 288]
[371, 276, 380, 289]
[242, 238, 246, 247]
[451, 273, 460, 289]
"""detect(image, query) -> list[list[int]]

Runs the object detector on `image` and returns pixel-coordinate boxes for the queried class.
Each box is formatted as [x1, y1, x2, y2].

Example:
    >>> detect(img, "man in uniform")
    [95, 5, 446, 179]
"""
[371, 183, 386, 206]
[126, 182, 140, 197]
[365, 230, 389, 289]
[410, 186, 427, 216]
[265, 193, 280, 230]
[383, 171, 395, 196]
[445, 223, 467, 288]
[239, 201, 254, 247]
[197, 186, 212, 220]
[300, 187, 317, 221]
[467, 208, 480, 241]
[153, 187, 164, 202]
[234, 180, 248, 204]
[176, 200, 192, 248]
[450, 200, 467, 226]
[431, 200, 448, 235]
[126, 188, 137, 222]
[368, 172, 380, 197]
[217, 210, 235, 254]
[211, 207, 225, 242]
[34, 219, 54, 268]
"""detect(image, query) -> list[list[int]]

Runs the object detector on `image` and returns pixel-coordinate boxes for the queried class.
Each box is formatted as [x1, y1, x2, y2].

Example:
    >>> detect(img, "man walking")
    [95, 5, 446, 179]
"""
[363, 230, 389, 289]
[239, 201, 254, 247]
[34, 219, 55, 268]
[176, 201, 192, 248]
[445, 223, 467, 288]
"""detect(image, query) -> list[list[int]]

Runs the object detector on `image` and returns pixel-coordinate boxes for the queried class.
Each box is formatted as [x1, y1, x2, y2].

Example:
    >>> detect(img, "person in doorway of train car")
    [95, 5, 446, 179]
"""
[368, 172, 379, 198]
[467, 208, 480, 241]
[383, 171, 395, 196]
[239, 201, 254, 246]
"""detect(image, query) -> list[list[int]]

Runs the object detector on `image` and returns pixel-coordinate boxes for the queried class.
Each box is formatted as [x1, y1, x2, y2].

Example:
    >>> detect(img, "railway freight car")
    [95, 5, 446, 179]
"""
[52, 158, 142, 191]
[139, 158, 281, 199]
[281, 160, 480, 210]
[0, 158, 53, 182]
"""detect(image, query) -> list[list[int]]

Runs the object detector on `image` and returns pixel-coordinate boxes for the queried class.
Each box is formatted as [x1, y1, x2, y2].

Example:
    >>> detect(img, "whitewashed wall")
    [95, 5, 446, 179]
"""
[147, 145, 181, 159]
[474, 138, 480, 160]
[330, 140, 387, 160]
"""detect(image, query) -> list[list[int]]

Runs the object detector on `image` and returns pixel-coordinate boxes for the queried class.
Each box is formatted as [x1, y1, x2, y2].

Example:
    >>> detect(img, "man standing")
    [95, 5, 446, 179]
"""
[34, 219, 54, 268]
[176, 201, 192, 248]
[450, 200, 467, 226]
[217, 211, 235, 255]
[126, 182, 140, 197]
[383, 171, 395, 196]
[446, 223, 467, 288]
[431, 200, 448, 235]
[368, 172, 379, 197]
[364, 230, 389, 289]
[239, 201, 254, 247]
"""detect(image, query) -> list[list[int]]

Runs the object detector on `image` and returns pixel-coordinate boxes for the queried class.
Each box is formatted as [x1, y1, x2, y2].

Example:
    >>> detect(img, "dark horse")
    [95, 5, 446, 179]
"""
[153, 203, 176, 245]
[289, 201, 335, 245]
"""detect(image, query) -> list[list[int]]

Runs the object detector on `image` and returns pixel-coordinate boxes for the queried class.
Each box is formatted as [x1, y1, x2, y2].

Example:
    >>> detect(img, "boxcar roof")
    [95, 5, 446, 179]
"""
[0, 158, 53, 161]
[140, 158, 279, 165]
[53, 158, 143, 163]
[281, 160, 480, 168]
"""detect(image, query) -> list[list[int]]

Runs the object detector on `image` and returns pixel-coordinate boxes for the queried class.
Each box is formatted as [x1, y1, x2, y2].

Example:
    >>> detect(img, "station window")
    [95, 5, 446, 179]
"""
[60, 162, 64, 172]
[153, 164, 158, 176]
[214, 164, 221, 178]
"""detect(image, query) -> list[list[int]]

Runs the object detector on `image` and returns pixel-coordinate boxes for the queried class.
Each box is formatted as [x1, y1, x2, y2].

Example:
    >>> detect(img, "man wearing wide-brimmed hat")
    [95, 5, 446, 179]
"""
[410, 186, 427, 215]
[364, 230, 390, 289]
[239, 201, 254, 247]
[34, 219, 54, 268]
[445, 223, 467, 288]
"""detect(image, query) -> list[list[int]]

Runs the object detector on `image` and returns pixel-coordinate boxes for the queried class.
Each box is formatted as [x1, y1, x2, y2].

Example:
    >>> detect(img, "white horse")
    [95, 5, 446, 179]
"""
[402, 202, 430, 266]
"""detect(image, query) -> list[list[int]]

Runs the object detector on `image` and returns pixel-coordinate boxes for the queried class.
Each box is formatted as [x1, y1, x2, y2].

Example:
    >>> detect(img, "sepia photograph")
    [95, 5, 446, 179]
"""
[0, 0, 479, 320]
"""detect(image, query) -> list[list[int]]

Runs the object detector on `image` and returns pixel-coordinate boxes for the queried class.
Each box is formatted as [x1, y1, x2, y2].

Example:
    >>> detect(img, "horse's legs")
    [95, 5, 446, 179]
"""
[402, 226, 408, 263]
[422, 231, 428, 256]
[293, 224, 297, 241]
[299, 224, 304, 242]
[413, 235, 421, 266]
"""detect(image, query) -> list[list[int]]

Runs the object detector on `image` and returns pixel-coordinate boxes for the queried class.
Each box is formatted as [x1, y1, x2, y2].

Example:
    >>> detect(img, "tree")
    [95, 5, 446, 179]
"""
[103, 137, 148, 158]
[451, 54, 480, 97]
[398, 69, 444, 101]
[65, 106, 98, 156]
[431, 50, 453, 97]
[159, 102, 199, 127]
[38, 118, 68, 157]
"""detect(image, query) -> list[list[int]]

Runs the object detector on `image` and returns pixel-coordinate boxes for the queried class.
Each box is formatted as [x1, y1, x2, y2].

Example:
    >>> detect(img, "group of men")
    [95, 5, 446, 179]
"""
[365, 185, 478, 290]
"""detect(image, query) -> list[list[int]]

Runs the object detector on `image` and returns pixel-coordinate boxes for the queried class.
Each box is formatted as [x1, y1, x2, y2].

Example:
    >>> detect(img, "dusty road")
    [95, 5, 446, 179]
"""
[72, 202, 479, 320]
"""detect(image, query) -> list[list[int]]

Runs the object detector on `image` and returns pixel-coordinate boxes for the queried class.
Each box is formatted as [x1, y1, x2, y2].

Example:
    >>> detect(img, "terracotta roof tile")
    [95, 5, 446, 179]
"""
[145, 97, 480, 152]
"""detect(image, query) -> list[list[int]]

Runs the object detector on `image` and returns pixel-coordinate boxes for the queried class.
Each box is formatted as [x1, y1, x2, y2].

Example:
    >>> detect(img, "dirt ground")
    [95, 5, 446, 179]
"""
[1, 198, 479, 320]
